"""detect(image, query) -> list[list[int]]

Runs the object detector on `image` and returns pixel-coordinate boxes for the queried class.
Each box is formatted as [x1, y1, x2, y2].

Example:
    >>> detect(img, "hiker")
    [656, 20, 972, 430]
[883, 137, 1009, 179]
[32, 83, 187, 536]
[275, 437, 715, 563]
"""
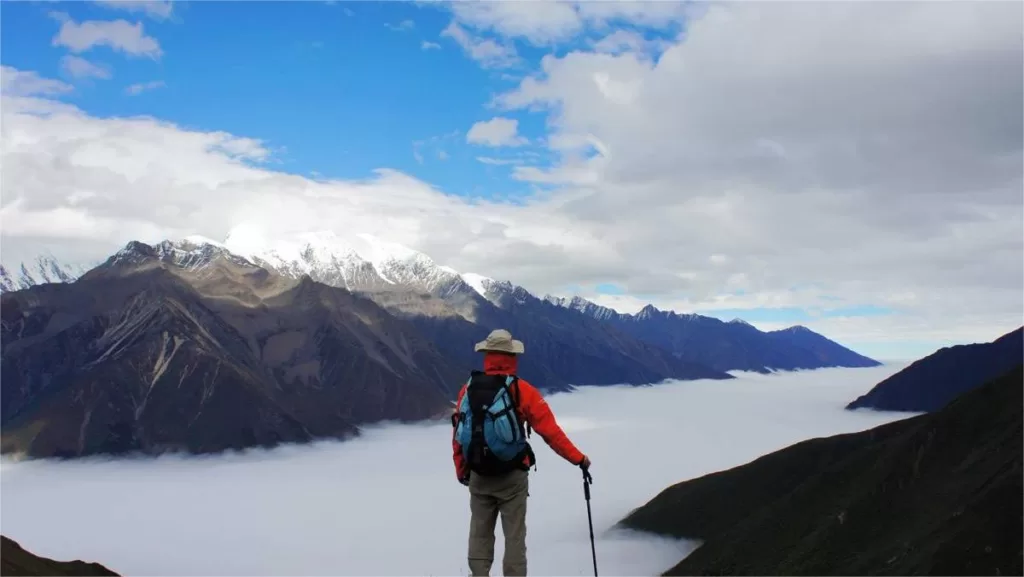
[451, 328, 591, 577]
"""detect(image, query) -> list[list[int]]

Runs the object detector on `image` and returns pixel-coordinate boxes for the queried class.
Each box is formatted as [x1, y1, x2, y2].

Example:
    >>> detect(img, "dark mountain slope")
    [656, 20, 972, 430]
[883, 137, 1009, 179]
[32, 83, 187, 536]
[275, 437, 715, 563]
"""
[555, 298, 880, 373]
[1, 241, 461, 459]
[619, 364, 1023, 576]
[363, 281, 732, 393]
[767, 324, 882, 368]
[847, 326, 1023, 412]
[1, 536, 119, 576]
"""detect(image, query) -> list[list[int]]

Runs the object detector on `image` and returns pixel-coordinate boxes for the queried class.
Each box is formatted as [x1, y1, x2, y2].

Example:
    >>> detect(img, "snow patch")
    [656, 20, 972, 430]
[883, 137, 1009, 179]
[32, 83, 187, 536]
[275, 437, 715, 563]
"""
[461, 273, 493, 297]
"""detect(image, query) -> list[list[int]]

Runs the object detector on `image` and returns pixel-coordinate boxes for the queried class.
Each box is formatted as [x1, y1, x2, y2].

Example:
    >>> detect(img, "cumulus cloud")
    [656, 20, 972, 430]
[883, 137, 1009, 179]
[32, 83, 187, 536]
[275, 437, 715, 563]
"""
[60, 55, 112, 80]
[50, 12, 163, 59]
[467, 116, 528, 147]
[0, 366, 913, 576]
[2, 1, 1021, 350]
[421, 40, 441, 51]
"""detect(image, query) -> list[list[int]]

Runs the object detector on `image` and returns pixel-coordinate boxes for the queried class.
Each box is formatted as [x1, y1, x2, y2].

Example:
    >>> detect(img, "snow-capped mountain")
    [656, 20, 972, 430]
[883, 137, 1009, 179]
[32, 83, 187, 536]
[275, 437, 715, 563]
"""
[103, 237, 255, 272]
[0, 254, 94, 293]
[544, 295, 621, 321]
[220, 230, 482, 299]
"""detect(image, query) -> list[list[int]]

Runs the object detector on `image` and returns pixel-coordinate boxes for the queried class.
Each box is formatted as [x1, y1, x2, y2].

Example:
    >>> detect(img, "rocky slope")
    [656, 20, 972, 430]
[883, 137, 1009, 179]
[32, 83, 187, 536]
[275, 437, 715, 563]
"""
[1, 536, 119, 576]
[0, 240, 460, 459]
[619, 364, 1023, 576]
[550, 296, 881, 373]
[847, 326, 1023, 412]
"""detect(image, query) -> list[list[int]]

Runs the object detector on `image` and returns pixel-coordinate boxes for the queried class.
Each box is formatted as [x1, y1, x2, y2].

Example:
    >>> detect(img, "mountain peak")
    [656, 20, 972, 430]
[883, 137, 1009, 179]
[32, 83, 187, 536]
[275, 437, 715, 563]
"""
[636, 303, 663, 319]
[97, 238, 256, 277]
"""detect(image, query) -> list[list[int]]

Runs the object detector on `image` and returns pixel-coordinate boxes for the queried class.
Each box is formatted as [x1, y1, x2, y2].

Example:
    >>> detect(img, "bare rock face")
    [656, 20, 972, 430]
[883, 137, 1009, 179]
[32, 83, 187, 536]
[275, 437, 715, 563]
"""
[0, 241, 461, 459]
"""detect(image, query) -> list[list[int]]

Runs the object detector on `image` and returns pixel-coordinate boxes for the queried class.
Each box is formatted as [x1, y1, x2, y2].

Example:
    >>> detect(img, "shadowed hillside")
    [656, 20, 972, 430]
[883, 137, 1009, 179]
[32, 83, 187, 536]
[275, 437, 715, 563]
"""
[0, 536, 119, 576]
[847, 327, 1023, 412]
[619, 364, 1023, 576]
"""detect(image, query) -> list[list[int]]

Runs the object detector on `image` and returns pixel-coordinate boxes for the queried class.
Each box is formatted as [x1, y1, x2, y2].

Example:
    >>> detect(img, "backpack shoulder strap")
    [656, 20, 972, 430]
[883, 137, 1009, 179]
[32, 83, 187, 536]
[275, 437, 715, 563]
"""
[506, 374, 532, 439]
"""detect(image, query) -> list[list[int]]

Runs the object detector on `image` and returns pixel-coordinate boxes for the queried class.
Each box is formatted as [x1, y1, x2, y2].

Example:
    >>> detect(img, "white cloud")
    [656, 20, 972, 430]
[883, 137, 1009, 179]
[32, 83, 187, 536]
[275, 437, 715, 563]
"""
[467, 116, 528, 147]
[476, 156, 524, 166]
[441, 21, 519, 69]
[92, 0, 174, 20]
[51, 13, 163, 59]
[421, 40, 441, 51]
[125, 80, 165, 95]
[60, 55, 112, 80]
[0, 66, 73, 97]
[0, 366, 913, 576]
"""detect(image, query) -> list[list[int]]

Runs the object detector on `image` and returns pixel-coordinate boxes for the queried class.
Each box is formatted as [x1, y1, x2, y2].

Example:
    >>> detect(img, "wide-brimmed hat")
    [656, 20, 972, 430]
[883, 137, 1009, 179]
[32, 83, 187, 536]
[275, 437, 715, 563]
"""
[474, 329, 525, 355]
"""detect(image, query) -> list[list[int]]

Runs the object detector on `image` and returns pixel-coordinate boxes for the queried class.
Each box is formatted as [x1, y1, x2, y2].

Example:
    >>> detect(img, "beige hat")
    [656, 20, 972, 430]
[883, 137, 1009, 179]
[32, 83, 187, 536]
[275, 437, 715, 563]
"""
[474, 328, 525, 355]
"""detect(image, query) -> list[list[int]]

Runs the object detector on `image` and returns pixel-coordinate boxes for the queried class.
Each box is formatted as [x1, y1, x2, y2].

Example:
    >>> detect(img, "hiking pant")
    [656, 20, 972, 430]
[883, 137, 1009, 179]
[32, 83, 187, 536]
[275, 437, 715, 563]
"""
[467, 468, 529, 576]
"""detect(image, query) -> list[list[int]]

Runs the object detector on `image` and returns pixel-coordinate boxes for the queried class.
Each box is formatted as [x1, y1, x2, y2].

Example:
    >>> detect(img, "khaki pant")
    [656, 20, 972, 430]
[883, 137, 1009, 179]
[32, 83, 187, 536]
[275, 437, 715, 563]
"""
[467, 468, 529, 576]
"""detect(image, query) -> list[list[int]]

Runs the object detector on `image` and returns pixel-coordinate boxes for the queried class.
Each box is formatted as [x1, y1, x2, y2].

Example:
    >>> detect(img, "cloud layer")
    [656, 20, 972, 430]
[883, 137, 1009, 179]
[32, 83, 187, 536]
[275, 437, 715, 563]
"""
[1, 1, 1021, 350]
[0, 365, 914, 576]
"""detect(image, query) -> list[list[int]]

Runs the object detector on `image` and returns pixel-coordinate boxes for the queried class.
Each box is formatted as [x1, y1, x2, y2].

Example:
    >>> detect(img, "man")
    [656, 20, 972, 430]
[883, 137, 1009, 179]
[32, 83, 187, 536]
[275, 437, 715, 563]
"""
[451, 328, 591, 577]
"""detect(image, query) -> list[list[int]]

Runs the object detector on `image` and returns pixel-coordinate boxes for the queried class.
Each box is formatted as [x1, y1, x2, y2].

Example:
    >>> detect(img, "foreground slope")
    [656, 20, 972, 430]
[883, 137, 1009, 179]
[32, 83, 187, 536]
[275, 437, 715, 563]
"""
[551, 297, 880, 373]
[619, 364, 1023, 576]
[0, 240, 459, 459]
[1, 536, 119, 576]
[847, 326, 1023, 412]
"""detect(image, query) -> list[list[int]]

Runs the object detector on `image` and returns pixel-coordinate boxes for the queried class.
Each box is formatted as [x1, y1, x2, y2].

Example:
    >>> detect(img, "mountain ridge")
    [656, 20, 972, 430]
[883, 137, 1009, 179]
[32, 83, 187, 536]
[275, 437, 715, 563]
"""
[618, 363, 1024, 575]
[846, 326, 1024, 412]
[548, 296, 881, 373]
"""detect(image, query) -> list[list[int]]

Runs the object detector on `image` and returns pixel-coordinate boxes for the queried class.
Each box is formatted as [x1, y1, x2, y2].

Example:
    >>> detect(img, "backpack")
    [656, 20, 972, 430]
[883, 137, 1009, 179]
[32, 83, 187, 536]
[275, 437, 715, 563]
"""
[452, 370, 536, 476]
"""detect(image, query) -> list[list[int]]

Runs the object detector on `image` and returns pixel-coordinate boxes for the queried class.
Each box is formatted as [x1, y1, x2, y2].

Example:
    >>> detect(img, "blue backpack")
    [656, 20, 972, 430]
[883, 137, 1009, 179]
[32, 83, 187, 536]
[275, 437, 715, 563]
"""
[453, 371, 535, 476]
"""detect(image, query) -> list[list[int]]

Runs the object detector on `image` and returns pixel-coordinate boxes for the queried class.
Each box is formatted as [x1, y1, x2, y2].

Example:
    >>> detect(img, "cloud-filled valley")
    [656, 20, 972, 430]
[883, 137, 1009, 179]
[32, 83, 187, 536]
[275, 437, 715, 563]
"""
[0, 365, 917, 576]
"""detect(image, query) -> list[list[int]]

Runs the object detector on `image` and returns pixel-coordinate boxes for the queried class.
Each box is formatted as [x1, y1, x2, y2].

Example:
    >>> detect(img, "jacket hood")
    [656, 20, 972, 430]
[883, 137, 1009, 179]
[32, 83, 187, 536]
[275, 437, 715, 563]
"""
[483, 352, 518, 374]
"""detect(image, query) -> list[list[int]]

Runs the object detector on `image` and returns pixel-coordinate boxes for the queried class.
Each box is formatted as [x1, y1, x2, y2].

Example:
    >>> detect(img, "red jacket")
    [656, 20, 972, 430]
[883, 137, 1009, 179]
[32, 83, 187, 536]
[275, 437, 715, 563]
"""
[452, 352, 585, 481]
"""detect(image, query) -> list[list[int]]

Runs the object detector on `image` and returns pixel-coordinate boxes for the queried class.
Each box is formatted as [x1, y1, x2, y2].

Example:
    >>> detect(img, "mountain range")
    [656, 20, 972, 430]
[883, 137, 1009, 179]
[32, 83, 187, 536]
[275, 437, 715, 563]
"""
[1, 233, 880, 458]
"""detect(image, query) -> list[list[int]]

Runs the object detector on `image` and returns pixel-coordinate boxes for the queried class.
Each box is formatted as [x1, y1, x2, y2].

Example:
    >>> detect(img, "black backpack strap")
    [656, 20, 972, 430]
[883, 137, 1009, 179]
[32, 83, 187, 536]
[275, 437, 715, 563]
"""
[506, 375, 532, 438]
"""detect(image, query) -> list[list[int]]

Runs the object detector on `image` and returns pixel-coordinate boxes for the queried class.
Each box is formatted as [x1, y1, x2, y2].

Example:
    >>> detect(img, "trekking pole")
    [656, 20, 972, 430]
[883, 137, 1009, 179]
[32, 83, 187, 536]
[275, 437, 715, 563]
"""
[581, 464, 598, 577]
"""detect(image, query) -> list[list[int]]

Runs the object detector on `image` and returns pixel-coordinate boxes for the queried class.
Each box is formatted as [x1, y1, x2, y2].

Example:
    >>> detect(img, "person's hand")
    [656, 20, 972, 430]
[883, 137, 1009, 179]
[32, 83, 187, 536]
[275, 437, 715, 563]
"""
[579, 455, 591, 470]
[459, 473, 470, 487]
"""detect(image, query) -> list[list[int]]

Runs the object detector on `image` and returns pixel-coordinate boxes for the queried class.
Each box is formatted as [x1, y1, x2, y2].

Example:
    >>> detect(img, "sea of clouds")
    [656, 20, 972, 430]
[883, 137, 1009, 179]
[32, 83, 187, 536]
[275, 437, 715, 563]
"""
[0, 364, 919, 576]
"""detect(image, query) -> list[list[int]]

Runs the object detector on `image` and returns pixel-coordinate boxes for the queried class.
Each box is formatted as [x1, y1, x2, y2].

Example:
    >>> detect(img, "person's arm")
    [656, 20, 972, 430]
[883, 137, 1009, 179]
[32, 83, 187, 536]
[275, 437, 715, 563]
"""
[452, 384, 470, 484]
[517, 379, 586, 465]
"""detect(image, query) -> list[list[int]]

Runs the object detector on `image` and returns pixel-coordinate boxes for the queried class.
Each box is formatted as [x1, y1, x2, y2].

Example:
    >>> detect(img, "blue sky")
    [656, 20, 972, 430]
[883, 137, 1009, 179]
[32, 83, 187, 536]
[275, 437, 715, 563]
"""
[1, 0, 563, 199]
